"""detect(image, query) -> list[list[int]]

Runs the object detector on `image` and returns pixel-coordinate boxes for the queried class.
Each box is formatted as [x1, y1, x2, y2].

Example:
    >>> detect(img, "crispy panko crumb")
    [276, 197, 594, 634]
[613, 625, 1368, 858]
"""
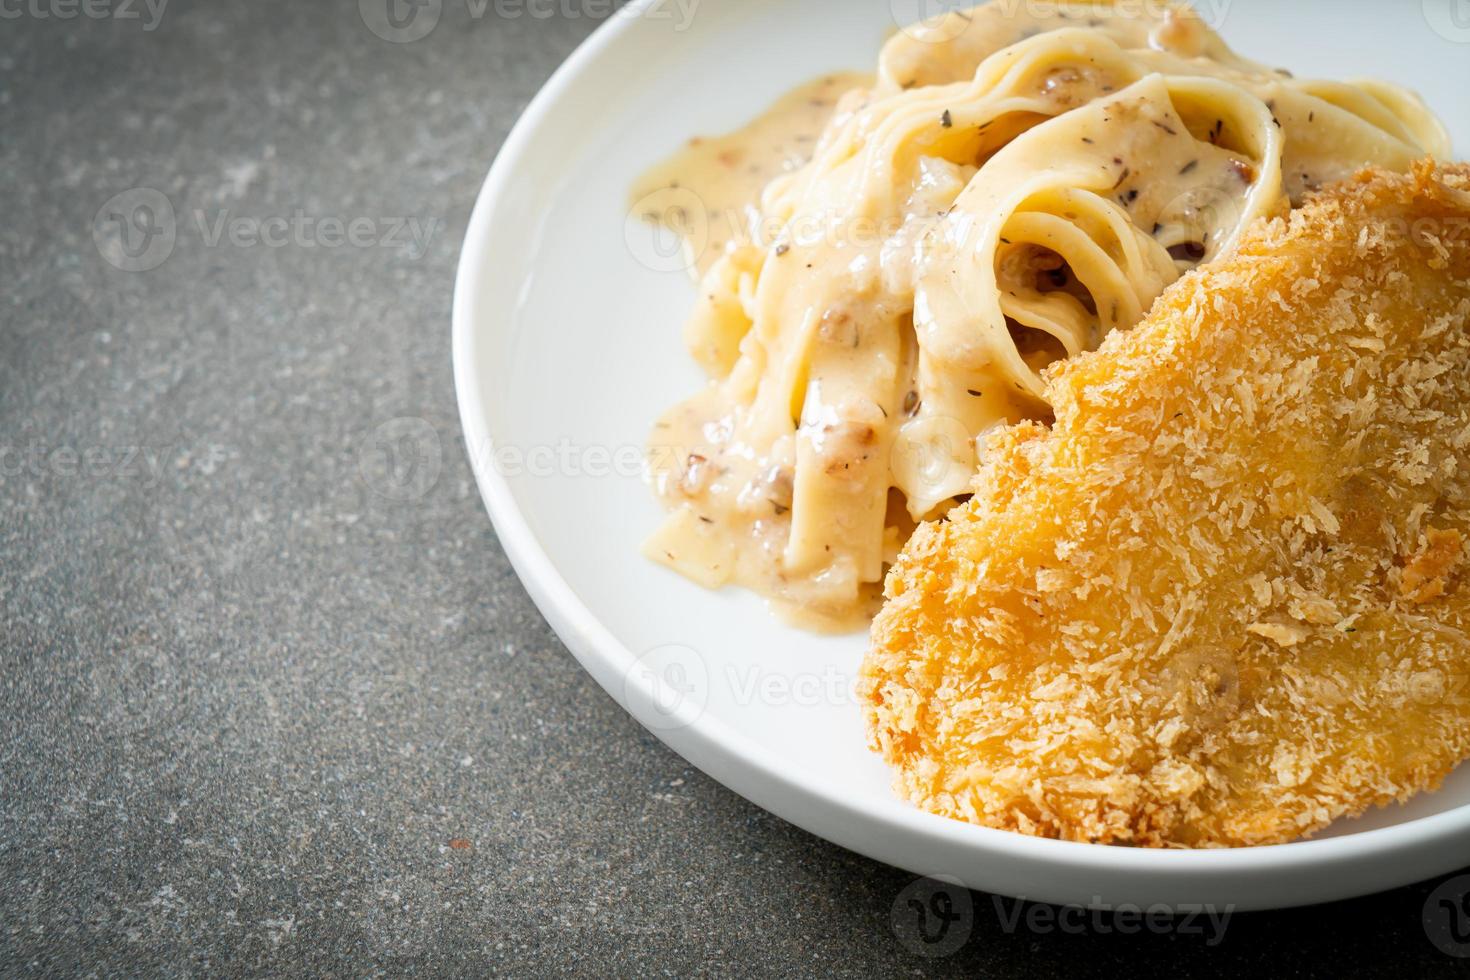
[859, 162, 1470, 847]
[1401, 528, 1464, 603]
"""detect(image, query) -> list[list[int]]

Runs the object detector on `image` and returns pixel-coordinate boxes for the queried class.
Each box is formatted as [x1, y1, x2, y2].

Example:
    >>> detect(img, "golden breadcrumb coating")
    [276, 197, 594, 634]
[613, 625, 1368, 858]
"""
[860, 162, 1470, 847]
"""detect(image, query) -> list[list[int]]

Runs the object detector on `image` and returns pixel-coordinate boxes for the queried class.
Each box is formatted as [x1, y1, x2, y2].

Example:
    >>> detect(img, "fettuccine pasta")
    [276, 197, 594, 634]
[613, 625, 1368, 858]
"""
[635, 0, 1450, 629]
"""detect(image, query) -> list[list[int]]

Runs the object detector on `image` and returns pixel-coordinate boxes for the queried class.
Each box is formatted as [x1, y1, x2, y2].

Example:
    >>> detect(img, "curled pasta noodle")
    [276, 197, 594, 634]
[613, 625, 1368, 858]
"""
[638, 0, 1449, 628]
[906, 73, 1287, 511]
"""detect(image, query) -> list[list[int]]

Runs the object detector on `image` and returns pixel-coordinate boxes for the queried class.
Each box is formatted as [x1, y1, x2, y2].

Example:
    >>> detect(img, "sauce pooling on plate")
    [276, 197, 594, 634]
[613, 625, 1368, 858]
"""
[631, 72, 872, 280]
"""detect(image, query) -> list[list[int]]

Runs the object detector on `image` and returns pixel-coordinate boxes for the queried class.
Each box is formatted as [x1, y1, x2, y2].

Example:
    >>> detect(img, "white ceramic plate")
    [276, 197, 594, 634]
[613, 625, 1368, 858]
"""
[454, 0, 1470, 910]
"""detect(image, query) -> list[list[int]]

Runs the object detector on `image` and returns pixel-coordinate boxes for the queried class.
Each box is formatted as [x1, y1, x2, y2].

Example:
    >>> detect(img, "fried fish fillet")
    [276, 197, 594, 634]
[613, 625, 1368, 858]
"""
[860, 162, 1470, 847]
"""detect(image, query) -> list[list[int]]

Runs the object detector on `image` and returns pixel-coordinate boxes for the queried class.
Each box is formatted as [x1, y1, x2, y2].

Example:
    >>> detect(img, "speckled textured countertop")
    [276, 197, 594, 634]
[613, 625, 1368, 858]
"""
[2, 1, 1468, 975]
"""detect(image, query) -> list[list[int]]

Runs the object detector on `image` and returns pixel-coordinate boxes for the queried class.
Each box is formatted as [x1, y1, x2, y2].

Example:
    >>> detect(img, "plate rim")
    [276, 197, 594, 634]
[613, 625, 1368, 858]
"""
[452, 0, 1470, 909]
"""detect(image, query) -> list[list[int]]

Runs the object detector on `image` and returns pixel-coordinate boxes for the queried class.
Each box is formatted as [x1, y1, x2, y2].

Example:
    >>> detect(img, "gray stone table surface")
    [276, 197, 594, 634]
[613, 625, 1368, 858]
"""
[2, 1, 1468, 975]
